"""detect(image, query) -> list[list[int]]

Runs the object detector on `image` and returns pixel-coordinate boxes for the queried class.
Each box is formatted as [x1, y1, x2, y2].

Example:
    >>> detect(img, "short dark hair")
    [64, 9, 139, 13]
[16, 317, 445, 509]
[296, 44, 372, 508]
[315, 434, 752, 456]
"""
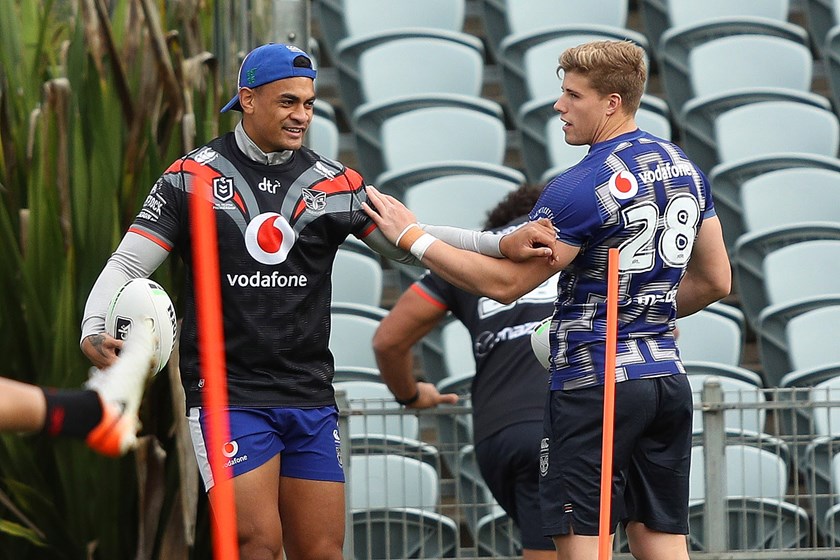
[484, 184, 545, 229]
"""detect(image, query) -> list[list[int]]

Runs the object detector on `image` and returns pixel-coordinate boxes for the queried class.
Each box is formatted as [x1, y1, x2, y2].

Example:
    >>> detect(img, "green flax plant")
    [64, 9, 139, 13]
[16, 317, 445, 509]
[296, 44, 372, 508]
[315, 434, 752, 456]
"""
[0, 1, 222, 558]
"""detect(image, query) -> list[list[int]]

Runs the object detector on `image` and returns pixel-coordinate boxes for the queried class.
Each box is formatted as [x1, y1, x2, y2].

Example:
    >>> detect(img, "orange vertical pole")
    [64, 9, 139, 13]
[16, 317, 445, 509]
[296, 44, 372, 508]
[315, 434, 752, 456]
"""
[598, 247, 620, 560]
[189, 180, 239, 560]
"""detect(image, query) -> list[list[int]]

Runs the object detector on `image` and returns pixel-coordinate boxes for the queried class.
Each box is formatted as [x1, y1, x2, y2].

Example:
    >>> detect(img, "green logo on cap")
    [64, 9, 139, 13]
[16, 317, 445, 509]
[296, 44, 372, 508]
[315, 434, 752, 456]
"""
[246, 67, 258, 86]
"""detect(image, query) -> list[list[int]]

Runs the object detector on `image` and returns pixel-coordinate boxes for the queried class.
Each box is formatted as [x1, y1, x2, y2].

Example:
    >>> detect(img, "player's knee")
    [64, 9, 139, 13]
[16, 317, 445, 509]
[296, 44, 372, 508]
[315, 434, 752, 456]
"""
[286, 538, 343, 560]
[238, 530, 283, 560]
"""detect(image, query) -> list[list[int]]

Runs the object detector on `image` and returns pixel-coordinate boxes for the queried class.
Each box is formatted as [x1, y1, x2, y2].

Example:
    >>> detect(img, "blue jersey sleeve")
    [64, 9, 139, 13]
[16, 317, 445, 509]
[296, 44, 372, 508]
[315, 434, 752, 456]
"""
[530, 162, 605, 247]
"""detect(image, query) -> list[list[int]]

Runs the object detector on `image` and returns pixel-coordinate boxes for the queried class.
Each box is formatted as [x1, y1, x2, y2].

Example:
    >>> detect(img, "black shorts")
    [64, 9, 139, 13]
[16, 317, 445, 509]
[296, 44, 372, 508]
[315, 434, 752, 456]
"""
[475, 421, 556, 551]
[540, 375, 692, 537]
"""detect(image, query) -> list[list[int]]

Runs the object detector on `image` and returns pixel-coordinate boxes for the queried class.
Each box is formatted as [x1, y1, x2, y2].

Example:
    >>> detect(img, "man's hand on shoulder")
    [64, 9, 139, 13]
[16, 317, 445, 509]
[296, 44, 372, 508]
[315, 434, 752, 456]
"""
[500, 218, 559, 263]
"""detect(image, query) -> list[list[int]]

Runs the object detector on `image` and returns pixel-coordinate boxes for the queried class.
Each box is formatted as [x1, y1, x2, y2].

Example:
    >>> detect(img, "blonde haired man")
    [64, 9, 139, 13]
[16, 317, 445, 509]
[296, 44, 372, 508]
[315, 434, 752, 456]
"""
[364, 40, 730, 560]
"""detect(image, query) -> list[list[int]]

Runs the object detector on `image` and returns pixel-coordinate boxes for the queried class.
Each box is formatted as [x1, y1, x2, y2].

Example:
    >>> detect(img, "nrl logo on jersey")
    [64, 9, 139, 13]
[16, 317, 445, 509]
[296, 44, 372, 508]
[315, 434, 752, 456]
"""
[302, 188, 327, 212]
[313, 161, 336, 180]
[212, 176, 236, 210]
[193, 147, 218, 166]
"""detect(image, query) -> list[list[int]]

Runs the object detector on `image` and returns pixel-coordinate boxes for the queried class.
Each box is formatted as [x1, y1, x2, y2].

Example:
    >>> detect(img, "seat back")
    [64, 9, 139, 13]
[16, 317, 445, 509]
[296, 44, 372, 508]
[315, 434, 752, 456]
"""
[359, 36, 484, 105]
[332, 250, 383, 307]
[334, 380, 420, 439]
[715, 101, 840, 164]
[763, 240, 840, 307]
[677, 309, 743, 366]
[306, 114, 340, 160]
[330, 306, 387, 369]
[404, 176, 517, 231]
[690, 444, 788, 502]
[811, 374, 840, 436]
[441, 321, 476, 377]
[670, 0, 790, 28]
[505, 0, 628, 36]
[689, 374, 766, 434]
[688, 35, 811, 99]
[344, 0, 465, 37]
[741, 168, 840, 233]
[483, 0, 629, 57]
[349, 454, 440, 509]
[636, 107, 673, 140]
[788, 306, 840, 373]
[380, 106, 507, 173]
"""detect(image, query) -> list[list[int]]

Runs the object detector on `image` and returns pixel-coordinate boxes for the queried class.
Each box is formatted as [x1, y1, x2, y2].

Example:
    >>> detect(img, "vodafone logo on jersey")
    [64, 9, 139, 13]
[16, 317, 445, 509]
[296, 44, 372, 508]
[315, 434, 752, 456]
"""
[608, 170, 639, 200]
[245, 212, 296, 265]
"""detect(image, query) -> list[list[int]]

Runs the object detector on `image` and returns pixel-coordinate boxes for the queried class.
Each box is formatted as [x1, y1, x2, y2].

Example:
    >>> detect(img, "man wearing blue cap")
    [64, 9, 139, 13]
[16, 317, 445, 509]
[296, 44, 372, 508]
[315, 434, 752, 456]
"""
[81, 42, 558, 559]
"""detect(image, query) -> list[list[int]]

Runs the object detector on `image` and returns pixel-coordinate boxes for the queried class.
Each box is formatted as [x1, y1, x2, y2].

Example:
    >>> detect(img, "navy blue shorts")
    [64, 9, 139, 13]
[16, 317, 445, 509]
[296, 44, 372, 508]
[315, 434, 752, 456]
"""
[189, 406, 344, 491]
[540, 375, 692, 537]
[475, 421, 555, 551]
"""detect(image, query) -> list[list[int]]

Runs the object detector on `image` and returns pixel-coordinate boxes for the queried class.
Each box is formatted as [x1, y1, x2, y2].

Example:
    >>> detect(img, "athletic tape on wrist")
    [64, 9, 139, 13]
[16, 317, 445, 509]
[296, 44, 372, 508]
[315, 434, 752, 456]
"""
[395, 223, 420, 248]
[397, 224, 425, 251]
[409, 233, 437, 261]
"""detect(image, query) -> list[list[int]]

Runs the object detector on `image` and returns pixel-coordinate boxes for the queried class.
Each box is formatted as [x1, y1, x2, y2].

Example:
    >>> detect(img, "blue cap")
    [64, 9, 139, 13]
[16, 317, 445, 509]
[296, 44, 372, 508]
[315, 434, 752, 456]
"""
[220, 43, 317, 113]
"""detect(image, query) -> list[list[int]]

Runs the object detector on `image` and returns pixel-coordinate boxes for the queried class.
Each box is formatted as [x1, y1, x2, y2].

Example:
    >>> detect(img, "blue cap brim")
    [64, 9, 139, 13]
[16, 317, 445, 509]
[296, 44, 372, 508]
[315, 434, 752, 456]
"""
[220, 93, 242, 113]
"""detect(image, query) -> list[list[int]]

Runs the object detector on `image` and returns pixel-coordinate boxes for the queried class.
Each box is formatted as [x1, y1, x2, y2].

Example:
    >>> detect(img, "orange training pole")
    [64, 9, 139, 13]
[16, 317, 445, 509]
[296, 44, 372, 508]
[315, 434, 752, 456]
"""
[189, 179, 239, 560]
[598, 247, 620, 560]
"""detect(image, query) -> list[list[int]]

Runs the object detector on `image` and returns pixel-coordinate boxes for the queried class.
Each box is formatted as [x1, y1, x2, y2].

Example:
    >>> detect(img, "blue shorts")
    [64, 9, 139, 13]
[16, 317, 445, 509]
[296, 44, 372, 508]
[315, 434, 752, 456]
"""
[188, 406, 344, 491]
[540, 375, 692, 537]
[475, 421, 555, 551]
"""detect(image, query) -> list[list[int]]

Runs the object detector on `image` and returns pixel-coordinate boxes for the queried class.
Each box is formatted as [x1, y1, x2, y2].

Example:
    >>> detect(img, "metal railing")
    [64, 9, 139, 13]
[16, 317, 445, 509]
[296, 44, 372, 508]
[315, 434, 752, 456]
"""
[336, 378, 840, 560]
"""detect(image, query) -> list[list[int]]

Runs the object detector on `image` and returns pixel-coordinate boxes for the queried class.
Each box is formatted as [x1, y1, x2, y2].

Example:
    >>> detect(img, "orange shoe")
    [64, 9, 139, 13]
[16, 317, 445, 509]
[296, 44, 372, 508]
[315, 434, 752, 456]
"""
[85, 320, 157, 456]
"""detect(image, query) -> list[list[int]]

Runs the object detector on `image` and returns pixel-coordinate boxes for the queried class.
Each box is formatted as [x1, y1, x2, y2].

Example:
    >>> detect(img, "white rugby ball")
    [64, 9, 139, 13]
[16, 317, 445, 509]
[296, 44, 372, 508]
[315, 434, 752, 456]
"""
[530, 316, 552, 369]
[105, 279, 176, 374]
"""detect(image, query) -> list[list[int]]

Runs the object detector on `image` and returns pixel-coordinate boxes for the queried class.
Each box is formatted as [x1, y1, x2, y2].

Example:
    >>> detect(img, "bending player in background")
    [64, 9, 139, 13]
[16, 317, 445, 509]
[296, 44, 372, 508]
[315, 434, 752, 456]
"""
[364, 40, 730, 560]
[0, 322, 156, 457]
[373, 184, 556, 560]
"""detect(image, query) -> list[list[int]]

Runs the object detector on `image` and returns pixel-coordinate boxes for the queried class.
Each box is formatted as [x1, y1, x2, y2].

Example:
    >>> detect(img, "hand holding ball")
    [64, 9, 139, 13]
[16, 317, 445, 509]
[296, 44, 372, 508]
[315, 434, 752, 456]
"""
[105, 279, 176, 374]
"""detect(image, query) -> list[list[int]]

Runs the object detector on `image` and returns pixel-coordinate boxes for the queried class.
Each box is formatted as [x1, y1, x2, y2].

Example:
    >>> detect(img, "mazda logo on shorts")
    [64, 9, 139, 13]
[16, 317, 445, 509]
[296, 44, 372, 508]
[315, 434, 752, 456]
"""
[245, 212, 296, 265]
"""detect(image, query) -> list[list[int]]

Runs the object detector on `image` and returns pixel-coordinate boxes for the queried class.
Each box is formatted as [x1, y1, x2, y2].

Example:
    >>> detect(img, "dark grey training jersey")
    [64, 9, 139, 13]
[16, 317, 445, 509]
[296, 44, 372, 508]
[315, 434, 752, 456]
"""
[130, 132, 375, 409]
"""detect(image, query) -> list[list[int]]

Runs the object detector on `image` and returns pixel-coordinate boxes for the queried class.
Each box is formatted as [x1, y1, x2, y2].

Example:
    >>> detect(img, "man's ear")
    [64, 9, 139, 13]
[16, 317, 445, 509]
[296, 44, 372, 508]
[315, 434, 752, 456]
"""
[239, 88, 255, 113]
[606, 93, 623, 116]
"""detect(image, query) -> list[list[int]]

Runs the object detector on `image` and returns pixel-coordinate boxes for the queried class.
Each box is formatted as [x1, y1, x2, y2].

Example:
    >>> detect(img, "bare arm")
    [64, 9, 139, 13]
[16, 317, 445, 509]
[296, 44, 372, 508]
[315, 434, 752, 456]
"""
[372, 288, 459, 409]
[676, 215, 732, 318]
[363, 186, 576, 303]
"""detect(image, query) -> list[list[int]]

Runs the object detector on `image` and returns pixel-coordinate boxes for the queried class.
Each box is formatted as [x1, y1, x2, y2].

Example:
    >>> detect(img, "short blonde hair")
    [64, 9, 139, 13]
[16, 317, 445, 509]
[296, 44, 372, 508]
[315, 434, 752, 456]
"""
[558, 40, 646, 114]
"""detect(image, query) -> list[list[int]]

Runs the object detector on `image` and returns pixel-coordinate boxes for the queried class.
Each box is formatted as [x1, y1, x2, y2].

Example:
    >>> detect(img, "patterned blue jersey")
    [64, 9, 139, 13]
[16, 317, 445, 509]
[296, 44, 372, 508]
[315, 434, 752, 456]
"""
[530, 130, 715, 390]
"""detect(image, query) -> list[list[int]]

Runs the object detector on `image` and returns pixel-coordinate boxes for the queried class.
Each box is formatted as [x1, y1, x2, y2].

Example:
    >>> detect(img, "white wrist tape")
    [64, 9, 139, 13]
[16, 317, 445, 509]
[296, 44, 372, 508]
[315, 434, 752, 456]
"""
[409, 233, 437, 261]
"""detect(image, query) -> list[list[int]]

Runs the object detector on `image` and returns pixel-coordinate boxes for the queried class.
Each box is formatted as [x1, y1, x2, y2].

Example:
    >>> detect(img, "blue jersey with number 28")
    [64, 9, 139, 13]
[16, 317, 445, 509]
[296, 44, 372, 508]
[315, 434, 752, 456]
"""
[530, 129, 715, 390]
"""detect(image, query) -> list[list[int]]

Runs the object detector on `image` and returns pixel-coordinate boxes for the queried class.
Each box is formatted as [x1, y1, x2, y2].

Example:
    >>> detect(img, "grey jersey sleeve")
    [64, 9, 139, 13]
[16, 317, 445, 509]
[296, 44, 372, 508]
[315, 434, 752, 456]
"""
[360, 227, 421, 265]
[360, 224, 509, 266]
[80, 232, 170, 343]
[420, 224, 506, 258]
